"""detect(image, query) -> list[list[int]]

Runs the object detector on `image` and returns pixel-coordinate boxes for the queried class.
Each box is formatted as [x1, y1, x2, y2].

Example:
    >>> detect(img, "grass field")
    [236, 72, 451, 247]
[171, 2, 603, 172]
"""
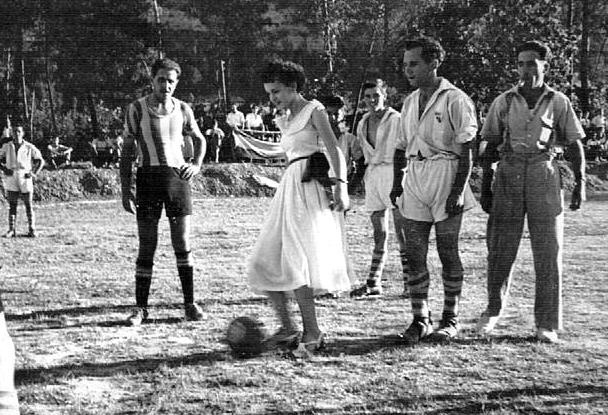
[1, 195, 607, 414]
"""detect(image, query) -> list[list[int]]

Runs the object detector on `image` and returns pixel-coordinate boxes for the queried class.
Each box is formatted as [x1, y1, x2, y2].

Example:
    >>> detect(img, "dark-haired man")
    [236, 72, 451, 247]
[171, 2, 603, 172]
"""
[349, 80, 409, 298]
[476, 40, 586, 343]
[391, 36, 478, 343]
[121, 58, 206, 325]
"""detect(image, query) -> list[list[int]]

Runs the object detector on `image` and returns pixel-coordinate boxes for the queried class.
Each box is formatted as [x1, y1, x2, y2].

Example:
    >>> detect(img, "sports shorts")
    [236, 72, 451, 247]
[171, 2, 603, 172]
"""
[363, 164, 394, 212]
[136, 166, 192, 219]
[398, 157, 476, 223]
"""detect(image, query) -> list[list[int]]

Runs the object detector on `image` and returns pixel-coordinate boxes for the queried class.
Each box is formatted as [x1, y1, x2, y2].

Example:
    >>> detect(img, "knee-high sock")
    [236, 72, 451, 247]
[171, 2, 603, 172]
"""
[135, 259, 153, 309]
[442, 270, 463, 320]
[8, 202, 17, 231]
[176, 251, 194, 304]
[408, 270, 430, 319]
[400, 249, 410, 285]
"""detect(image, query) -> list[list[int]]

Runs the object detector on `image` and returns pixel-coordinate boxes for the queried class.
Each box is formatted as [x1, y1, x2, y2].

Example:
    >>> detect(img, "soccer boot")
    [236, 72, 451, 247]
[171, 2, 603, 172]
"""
[185, 303, 204, 321]
[126, 307, 149, 326]
[401, 314, 433, 345]
[428, 316, 460, 343]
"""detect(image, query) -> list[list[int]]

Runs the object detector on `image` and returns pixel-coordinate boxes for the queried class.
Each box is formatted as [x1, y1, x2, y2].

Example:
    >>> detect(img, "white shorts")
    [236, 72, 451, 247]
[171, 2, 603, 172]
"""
[398, 158, 476, 223]
[364, 164, 393, 212]
[3, 170, 33, 193]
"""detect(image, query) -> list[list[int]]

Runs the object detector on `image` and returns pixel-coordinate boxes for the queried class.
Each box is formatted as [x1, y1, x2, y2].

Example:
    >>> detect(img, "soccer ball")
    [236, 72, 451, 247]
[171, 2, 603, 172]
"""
[226, 316, 267, 356]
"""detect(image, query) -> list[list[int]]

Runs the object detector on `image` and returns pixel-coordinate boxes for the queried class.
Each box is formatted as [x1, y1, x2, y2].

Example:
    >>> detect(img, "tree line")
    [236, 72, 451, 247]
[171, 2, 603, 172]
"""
[0, 0, 606, 152]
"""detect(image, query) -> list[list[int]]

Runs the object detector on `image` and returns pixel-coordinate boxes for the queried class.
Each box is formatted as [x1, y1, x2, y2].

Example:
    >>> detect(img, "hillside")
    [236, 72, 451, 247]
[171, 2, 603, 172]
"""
[1, 161, 608, 204]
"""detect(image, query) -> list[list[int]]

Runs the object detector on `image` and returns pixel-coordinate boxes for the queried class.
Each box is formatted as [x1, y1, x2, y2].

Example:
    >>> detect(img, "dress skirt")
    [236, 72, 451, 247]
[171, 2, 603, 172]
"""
[248, 159, 351, 293]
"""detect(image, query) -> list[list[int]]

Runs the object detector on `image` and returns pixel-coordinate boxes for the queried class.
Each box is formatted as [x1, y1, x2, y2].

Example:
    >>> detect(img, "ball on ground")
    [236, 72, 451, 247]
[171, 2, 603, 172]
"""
[226, 316, 267, 356]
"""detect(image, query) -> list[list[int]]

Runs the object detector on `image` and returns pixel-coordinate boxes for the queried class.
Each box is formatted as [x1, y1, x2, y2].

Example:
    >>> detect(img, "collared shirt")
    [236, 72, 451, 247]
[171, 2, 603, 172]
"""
[124, 96, 201, 167]
[0, 141, 42, 171]
[356, 107, 401, 165]
[397, 78, 477, 158]
[481, 84, 584, 154]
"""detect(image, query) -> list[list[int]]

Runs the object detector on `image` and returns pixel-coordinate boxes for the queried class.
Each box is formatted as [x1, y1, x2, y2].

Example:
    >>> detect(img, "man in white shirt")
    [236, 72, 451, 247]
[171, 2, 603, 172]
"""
[0, 123, 45, 238]
[391, 36, 478, 343]
[226, 103, 245, 129]
[349, 81, 409, 298]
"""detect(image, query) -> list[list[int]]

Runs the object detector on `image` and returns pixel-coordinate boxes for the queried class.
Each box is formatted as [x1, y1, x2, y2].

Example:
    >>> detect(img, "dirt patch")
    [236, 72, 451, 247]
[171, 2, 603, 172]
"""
[0, 163, 284, 204]
[1, 161, 607, 204]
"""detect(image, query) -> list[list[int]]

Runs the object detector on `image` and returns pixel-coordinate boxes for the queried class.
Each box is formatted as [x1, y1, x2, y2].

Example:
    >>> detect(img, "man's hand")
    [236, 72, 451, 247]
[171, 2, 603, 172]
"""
[332, 184, 350, 212]
[445, 190, 465, 217]
[2, 167, 13, 176]
[569, 180, 586, 211]
[121, 188, 136, 214]
[389, 185, 403, 209]
[179, 163, 201, 181]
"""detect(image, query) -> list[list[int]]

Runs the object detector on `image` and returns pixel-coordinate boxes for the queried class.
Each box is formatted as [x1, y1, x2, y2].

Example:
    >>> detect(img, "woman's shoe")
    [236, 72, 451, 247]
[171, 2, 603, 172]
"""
[292, 332, 325, 358]
[263, 327, 301, 351]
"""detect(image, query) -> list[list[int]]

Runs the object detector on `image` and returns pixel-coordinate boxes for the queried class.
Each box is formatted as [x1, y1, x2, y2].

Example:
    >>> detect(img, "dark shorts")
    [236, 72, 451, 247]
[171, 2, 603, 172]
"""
[136, 166, 192, 219]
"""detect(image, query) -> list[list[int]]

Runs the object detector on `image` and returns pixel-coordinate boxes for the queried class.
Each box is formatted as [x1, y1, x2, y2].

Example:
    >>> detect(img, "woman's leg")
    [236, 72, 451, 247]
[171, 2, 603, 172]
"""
[294, 285, 321, 343]
[266, 291, 297, 332]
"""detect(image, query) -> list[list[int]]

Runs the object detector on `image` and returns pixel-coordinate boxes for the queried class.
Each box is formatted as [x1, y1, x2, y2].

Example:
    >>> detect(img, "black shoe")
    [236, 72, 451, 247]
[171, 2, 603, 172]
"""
[401, 315, 433, 345]
[428, 317, 459, 343]
[26, 229, 36, 238]
[126, 307, 149, 326]
[3, 230, 16, 238]
[350, 283, 382, 298]
[185, 303, 204, 321]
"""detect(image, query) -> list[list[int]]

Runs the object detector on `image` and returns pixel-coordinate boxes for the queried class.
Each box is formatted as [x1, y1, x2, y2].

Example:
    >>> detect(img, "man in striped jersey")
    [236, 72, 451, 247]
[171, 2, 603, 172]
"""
[120, 58, 206, 326]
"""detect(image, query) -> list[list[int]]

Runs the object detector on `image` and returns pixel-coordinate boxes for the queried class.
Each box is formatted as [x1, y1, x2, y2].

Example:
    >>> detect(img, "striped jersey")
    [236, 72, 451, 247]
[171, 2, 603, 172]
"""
[124, 96, 200, 167]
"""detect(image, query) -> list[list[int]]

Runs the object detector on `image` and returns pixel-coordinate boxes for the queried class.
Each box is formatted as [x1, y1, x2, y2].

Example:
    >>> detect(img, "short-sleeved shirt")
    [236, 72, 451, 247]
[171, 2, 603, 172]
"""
[245, 113, 264, 129]
[0, 141, 43, 193]
[0, 141, 43, 171]
[226, 110, 245, 128]
[124, 96, 200, 168]
[396, 78, 478, 158]
[481, 84, 585, 154]
[356, 107, 402, 166]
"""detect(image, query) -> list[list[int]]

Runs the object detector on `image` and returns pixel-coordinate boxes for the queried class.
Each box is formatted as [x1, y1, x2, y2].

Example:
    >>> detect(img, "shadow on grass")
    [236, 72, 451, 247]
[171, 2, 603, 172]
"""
[264, 384, 608, 414]
[5, 298, 269, 323]
[15, 350, 229, 387]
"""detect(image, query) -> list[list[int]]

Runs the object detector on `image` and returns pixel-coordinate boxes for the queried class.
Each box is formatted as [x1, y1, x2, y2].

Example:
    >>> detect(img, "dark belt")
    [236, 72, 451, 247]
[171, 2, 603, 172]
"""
[288, 154, 312, 166]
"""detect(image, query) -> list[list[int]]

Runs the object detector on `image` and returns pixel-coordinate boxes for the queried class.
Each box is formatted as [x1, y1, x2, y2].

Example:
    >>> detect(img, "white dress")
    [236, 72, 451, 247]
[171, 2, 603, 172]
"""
[248, 100, 351, 293]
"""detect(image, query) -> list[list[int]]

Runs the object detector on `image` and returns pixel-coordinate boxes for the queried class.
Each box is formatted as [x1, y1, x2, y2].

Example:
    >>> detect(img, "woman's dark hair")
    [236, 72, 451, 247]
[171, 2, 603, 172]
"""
[260, 59, 306, 92]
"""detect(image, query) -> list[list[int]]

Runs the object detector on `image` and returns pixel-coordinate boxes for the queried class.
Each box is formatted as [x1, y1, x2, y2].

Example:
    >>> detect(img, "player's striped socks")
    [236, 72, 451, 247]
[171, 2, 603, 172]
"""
[442, 270, 463, 320]
[368, 248, 386, 287]
[176, 251, 194, 304]
[135, 259, 153, 309]
[7, 214, 15, 233]
[408, 270, 430, 319]
[400, 249, 410, 285]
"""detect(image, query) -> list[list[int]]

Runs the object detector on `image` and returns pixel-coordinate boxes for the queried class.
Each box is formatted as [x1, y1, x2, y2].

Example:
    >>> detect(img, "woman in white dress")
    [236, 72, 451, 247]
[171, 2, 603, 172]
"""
[248, 59, 351, 355]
